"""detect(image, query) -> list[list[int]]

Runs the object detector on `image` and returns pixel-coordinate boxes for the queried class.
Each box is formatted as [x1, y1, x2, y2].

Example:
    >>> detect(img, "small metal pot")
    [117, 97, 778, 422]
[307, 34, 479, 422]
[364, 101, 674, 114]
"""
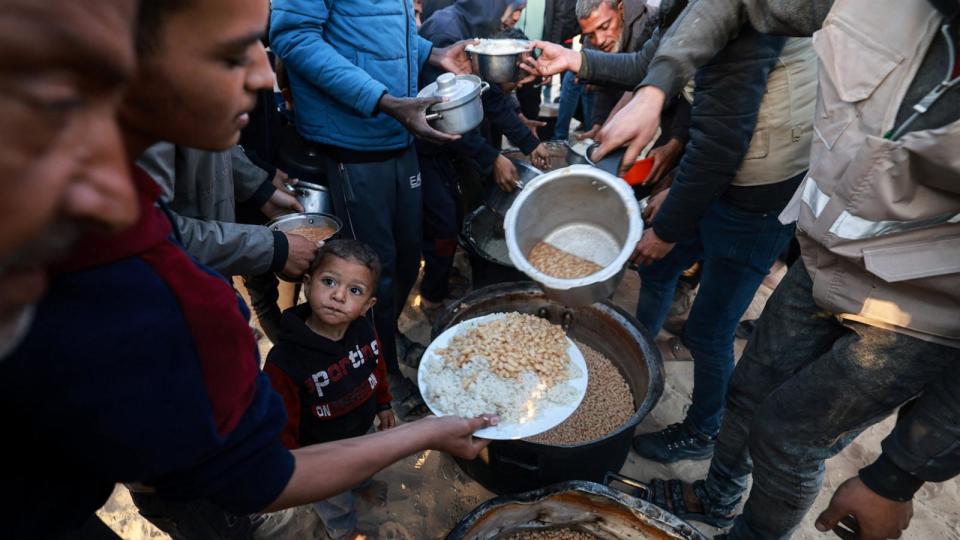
[466, 39, 534, 83]
[286, 181, 333, 214]
[504, 165, 643, 307]
[564, 139, 592, 166]
[418, 73, 489, 134]
[484, 157, 541, 219]
[267, 212, 342, 282]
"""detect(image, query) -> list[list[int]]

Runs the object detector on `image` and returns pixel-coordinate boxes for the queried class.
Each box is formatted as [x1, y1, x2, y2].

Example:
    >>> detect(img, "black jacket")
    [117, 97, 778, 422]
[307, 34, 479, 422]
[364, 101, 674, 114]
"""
[264, 304, 392, 448]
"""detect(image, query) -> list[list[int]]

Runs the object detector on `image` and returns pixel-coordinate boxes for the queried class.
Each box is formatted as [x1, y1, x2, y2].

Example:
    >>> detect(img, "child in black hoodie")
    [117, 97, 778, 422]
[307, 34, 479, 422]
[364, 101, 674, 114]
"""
[264, 239, 394, 539]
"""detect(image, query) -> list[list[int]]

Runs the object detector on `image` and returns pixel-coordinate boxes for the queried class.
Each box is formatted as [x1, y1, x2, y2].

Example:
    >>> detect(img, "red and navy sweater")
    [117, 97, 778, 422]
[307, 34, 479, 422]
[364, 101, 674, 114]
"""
[0, 168, 294, 537]
[264, 304, 392, 449]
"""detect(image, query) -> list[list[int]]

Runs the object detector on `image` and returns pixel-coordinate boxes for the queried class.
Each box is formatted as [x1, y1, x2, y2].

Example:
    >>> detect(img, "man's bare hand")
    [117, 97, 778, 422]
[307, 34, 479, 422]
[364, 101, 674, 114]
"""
[642, 188, 670, 224]
[520, 40, 581, 78]
[283, 232, 320, 278]
[594, 86, 666, 175]
[576, 124, 601, 141]
[646, 138, 684, 185]
[630, 228, 675, 267]
[529, 143, 551, 170]
[493, 155, 519, 192]
[378, 94, 460, 144]
[261, 188, 304, 219]
[422, 414, 499, 459]
[816, 477, 914, 540]
[430, 39, 475, 75]
[519, 113, 547, 132]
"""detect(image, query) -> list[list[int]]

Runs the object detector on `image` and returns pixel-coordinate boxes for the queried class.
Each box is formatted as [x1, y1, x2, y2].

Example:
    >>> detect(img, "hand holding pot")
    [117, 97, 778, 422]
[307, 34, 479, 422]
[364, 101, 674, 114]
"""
[378, 93, 460, 144]
[430, 39, 476, 75]
[520, 40, 581, 79]
[529, 143, 551, 170]
[493, 155, 520, 193]
[594, 86, 665, 176]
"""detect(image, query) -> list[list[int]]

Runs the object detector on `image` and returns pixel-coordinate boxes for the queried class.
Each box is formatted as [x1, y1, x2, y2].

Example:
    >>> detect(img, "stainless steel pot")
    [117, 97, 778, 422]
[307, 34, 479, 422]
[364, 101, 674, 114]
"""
[446, 480, 707, 540]
[466, 39, 534, 83]
[564, 139, 592, 166]
[286, 181, 333, 214]
[267, 212, 342, 281]
[419, 73, 489, 134]
[504, 165, 642, 307]
[484, 157, 541, 219]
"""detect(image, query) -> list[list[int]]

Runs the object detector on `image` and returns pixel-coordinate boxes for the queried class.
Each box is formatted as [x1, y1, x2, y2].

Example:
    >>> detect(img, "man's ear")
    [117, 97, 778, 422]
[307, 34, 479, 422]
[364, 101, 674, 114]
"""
[361, 296, 378, 316]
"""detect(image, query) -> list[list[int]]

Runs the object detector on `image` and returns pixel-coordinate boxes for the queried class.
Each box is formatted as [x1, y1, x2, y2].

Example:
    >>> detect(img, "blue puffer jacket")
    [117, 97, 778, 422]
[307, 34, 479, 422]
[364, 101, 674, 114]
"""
[270, 0, 433, 152]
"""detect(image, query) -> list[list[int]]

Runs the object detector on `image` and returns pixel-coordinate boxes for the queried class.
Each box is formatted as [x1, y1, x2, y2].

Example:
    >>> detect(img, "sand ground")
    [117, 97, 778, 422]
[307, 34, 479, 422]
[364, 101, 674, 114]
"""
[97, 257, 960, 539]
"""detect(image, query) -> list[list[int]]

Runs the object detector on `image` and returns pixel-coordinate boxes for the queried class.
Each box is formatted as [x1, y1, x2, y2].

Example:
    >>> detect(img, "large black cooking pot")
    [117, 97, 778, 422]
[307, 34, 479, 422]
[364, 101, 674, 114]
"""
[460, 206, 527, 289]
[432, 282, 664, 494]
[446, 479, 708, 540]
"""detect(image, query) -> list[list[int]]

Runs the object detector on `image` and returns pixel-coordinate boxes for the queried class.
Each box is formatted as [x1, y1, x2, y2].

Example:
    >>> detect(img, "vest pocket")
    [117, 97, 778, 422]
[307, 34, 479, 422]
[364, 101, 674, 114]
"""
[811, 20, 902, 149]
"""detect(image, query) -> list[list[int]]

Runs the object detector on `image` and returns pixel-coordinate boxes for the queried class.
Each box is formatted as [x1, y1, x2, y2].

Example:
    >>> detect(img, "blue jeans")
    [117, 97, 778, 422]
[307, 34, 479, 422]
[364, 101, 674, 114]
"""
[553, 71, 594, 141]
[702, 261, 960, 539]
[635, 198, 795, 437]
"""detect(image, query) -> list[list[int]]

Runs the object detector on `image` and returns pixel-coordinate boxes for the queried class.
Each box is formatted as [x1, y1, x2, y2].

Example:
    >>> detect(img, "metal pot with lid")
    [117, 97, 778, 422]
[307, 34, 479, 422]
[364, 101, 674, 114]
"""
[418, 73, 490, 134]
[283, 180, 333, 215]
[447, 479, 707, 540]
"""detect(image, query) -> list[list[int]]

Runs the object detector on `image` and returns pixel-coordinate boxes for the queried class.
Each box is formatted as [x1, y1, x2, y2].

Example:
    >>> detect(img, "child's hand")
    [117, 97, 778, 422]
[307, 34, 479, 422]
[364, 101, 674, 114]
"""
[377, 409, 397, 431]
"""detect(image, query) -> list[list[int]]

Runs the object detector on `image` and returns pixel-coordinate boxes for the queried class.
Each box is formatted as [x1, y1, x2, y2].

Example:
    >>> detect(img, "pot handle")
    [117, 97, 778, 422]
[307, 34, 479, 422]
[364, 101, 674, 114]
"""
[479, 81, 490, 95]
[496, 453, 540, 473]
[425, 112, 443, 122]
[603, 471, 649, 498]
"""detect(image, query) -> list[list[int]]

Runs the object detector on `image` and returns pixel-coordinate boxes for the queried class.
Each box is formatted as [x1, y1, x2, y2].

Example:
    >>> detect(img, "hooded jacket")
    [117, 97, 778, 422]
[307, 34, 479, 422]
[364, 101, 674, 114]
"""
[270, 0, 433, 152]
[264, 304, 392, 449]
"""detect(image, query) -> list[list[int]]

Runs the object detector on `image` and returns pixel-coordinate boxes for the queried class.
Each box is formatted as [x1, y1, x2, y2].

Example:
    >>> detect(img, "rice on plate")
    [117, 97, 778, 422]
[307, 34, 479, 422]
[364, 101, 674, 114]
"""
[419, 312, 588, 440]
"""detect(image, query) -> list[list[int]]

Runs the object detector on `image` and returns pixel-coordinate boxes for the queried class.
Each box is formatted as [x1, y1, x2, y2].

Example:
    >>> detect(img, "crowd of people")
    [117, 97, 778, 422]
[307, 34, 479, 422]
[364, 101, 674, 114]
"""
[0, 0, 957, 539]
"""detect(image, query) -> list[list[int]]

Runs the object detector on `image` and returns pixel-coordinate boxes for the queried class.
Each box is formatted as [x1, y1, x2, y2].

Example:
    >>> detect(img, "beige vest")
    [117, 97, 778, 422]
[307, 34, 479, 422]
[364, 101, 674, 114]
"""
[780, 0, 960, 346]
[735, 37, 818, 186]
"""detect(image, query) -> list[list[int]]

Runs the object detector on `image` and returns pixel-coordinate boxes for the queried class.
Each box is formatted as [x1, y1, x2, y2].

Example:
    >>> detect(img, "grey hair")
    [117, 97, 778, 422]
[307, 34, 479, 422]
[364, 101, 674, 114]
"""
[575, 0, 617, 20]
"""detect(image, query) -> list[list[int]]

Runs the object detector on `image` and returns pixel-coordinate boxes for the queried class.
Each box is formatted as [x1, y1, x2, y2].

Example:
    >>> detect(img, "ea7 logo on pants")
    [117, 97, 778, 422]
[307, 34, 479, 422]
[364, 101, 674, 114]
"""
[409, 173, 422, 189]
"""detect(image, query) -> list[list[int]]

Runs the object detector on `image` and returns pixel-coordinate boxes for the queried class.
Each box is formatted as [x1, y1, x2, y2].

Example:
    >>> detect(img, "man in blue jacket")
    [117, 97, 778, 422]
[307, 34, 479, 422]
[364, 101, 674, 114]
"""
[270, 0, 475, 414]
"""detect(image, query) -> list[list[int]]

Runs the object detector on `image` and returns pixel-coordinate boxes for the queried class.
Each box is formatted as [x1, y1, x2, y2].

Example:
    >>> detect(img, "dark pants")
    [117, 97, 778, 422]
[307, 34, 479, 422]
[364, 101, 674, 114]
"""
[418, 152, 462, 303]
[703, 261, 960, 539]
[323, 147, 422, 374]
[636, 197, 795, 437]
[130, 491, 252, 540]
[242, 271, 282, 343]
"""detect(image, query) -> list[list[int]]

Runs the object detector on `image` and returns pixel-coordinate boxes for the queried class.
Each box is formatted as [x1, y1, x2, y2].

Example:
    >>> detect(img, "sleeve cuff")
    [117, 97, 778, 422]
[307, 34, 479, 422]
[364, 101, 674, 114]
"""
[477, 144, 500, 170]
[651, 218, 682, 244]
[248, 181, 277, 211]
[516, 131, 540, 156]
[578, 50, 594, 81]
[859, 454, 925, 502]
[270, 230, 289, 274]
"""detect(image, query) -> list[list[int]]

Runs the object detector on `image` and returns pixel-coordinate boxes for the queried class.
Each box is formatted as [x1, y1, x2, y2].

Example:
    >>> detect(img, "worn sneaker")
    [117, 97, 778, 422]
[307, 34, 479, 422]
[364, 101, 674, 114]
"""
[633, 423, 716, 463]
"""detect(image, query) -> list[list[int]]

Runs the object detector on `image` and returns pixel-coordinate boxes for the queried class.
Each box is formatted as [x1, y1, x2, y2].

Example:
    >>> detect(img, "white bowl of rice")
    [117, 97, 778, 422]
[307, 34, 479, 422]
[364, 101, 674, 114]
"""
[418, 312, 588, 440]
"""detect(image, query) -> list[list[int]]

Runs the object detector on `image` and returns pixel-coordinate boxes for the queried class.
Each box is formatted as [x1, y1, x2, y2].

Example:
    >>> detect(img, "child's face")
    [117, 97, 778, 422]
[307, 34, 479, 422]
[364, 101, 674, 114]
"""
[305, 256, 377, 327]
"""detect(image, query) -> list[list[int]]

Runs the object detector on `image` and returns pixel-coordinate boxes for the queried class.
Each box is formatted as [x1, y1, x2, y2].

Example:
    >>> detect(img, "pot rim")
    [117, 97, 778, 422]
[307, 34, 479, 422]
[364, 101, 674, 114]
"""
[294, 180, 328, 192]
[503, 165, 642, 291]
[465, 38, 533, 56]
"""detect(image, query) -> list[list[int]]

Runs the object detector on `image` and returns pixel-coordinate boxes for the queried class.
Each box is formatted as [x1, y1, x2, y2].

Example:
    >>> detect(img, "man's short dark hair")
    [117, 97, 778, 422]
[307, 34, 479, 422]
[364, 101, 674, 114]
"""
[308, 239, 382, 292]
[136, 0, 195, 52]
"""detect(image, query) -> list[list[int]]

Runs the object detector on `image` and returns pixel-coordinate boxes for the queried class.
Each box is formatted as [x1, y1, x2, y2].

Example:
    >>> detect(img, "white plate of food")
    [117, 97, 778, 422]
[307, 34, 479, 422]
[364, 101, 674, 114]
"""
[418, 312, 588, 440]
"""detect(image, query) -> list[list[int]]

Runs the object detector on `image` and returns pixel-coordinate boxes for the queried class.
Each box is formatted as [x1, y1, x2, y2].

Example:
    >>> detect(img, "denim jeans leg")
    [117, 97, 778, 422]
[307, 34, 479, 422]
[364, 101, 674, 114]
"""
[553, 71, 583, 140]
[702, 261, 846, 513]
[714, 263, 960, 539]
[313, 490, 358, 540]
[681, 201, 795, 437]
[635, 236, 703, 336]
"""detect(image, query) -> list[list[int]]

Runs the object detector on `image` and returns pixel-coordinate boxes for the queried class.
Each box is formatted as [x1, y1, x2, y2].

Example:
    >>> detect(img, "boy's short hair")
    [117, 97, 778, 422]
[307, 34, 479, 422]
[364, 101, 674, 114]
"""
[136, 0, 195, 52]
[308, 239, 382, 292]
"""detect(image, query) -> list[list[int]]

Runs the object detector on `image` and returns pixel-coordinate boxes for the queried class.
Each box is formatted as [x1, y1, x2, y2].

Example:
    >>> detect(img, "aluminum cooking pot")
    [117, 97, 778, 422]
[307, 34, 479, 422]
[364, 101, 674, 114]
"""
[285, 180, 333, 214]
[446, 479, 708, 540]
[267, 212, 342, 281]
[504, 165, 643, 307]
[484, 157, 542, 219]
[418, 73, 489, 134]
[466, 39, 534, 83]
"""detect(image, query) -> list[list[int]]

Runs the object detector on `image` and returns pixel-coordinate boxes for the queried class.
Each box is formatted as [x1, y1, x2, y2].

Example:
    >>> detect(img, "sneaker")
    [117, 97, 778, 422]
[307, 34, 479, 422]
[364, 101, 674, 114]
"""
[633, 423, 715, 463]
